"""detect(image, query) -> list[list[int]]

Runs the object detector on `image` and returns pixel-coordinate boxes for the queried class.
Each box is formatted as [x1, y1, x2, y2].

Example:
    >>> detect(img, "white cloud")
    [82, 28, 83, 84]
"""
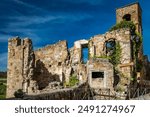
[7, 15, 64, 27]
[13, 0, 43, 11]
[6, 13, 92, 28]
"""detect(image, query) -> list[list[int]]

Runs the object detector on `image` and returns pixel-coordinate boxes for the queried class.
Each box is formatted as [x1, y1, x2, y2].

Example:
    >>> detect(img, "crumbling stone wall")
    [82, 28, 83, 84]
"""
[89, 29, 132, 80]
[34, 41, 69, 90]
[72, 39, 89, 64]
[6, 29, 134, 98]
[23, 82, 90, 100]
[7, 2, 148, 99]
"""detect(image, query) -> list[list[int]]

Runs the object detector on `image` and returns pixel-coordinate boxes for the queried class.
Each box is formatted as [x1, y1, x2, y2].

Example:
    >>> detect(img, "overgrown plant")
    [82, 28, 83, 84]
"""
[132, 32, 143, 71]
[64, 74, 79, 87]
[109, 20, 136, 31]
[0, 82, 6, 99]
[110, 20, 143, 72]
[110, 42, 121, 66]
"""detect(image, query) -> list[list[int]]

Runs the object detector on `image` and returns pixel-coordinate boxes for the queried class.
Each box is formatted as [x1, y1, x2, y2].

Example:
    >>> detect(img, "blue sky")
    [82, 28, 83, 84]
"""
[0, 0, 150, 71]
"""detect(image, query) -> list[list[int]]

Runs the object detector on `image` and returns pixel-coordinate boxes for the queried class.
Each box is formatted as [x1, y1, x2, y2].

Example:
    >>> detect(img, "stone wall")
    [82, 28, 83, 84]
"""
[6, 29, 135, 98]
[34, 41, 69, 90]
[89, 29, 132, 79]
[72, 39, 89, 64]
[87, 58, 114, 90]
[141, 55, 150, 80]
[23, 82, 91, 100]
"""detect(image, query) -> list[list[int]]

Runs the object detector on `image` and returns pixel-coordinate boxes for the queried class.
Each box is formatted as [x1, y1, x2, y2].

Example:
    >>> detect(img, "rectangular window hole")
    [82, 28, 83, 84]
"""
[92, 71, 104, 79]
[81, 44, 88, 64]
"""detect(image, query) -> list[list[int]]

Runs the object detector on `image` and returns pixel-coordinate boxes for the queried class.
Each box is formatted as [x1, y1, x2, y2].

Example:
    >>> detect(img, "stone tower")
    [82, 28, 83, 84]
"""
[116, 2, 143, 75]
[116, 2, 142, 34]
[7, 37, 35, 98]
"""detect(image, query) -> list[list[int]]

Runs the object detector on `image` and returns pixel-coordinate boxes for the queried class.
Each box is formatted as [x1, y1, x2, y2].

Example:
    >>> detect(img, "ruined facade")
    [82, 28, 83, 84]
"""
[7, 2, 150, 98]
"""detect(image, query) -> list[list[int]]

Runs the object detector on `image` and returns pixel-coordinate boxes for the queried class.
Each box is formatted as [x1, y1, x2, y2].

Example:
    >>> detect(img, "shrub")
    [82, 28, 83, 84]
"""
[69, 74, 79, 86]
[14, 89, 24, 98]
[64, 74, 79, 87]
[109, 20, 136, 31]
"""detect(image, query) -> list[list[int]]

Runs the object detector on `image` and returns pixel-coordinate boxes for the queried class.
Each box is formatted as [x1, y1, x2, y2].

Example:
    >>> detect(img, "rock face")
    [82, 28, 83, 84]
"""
[6, 2, 149, 99]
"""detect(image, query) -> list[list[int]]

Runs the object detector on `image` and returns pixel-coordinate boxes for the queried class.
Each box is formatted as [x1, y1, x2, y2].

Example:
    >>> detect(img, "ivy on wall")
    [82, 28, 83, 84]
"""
[132, 32, 143, 72]
[109, 20, 143, 72]
[109, 20, 136, 31]
[110, 42, 122, 66]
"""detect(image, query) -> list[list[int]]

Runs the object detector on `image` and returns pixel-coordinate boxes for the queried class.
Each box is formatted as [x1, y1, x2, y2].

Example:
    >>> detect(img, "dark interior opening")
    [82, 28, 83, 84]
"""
[92, 71, 104, 79]
[123, 14, 131, 21]
[81, 44, 88, 64]
[105, 39, 116, 56]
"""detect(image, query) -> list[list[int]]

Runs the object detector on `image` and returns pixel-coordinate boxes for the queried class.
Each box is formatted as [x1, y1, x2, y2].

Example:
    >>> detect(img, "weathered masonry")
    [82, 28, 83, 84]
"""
[6, 2, 150, 99]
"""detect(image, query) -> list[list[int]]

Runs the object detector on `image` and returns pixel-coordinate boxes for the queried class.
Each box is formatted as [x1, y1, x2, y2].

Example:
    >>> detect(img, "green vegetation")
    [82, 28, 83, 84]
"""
[14, 89, 24, 98]
[64, 74, 79, 87]
[109, 20, 143, 72]
[0, 95, 6, 99]
[110, 42, 122, 66]
[0, 82, 6, 99]
[109, 20, 136, 31]
[132, 32, 143, 72]
[0, 79, 7, 84]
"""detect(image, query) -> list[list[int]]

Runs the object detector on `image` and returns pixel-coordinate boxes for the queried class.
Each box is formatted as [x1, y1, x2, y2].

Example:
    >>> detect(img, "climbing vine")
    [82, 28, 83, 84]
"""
[132, 32, 143, 71]
[109, 20, 143, 72]
[110, 42, 122, 66]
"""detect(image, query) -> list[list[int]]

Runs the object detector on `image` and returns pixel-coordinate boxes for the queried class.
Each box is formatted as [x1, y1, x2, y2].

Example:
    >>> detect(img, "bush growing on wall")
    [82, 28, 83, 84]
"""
[109, 20, 136, 31]
[64, 74, 79, 87]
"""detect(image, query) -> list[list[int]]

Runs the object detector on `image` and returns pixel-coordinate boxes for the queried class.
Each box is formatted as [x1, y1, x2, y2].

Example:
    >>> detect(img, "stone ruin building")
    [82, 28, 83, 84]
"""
[6, 2, 150, 99]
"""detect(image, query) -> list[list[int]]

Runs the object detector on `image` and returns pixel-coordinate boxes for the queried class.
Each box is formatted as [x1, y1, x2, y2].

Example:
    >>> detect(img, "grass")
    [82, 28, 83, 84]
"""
[0, 78, 7, 84]
[0, 77, 6, 79]
[0, 95, 6, 99]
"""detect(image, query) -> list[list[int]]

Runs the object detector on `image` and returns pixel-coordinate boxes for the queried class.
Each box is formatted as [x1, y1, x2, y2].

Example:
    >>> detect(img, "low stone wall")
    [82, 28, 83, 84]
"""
[23, 82, 91, 100]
